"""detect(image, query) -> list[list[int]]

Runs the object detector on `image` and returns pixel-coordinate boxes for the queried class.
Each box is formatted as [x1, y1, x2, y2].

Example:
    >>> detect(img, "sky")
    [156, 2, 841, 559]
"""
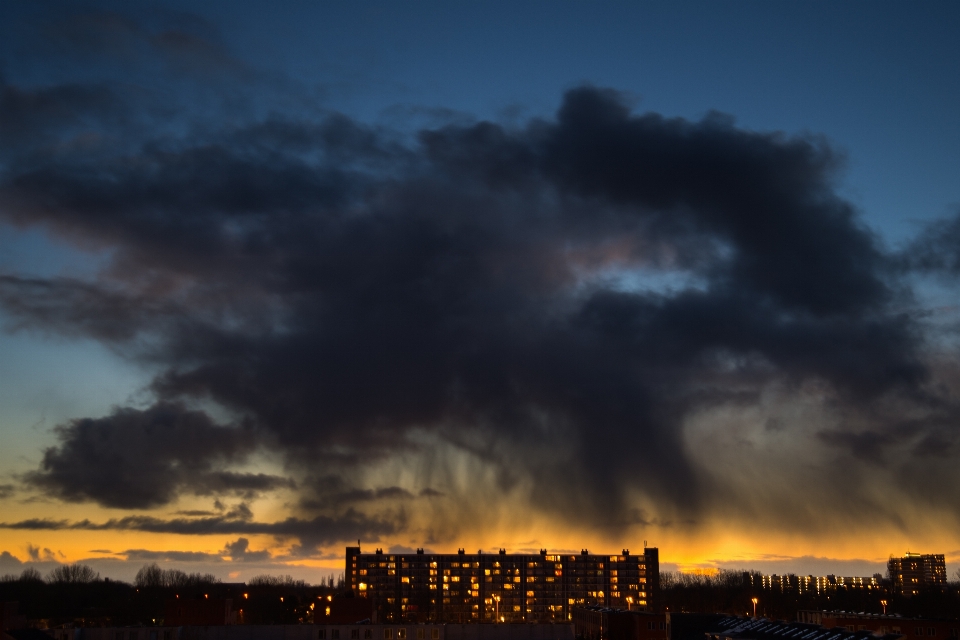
[1, 0, 959, 585]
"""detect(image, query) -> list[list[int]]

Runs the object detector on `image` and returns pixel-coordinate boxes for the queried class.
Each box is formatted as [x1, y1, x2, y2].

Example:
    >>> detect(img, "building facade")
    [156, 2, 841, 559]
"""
[887, 552, 947, 596]
[345, 547, 660, 624]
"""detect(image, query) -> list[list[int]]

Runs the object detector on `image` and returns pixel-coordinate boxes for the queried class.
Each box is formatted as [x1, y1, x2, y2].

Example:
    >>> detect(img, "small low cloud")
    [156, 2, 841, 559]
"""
[223, 537, 270, 562]
[121, 549, 223, 562]
[27, 544, 58, 562]
[0, 510, 400, 550]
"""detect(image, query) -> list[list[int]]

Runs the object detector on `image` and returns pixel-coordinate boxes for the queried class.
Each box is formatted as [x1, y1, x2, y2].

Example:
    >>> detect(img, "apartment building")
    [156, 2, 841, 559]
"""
[345, 547, 660, 624]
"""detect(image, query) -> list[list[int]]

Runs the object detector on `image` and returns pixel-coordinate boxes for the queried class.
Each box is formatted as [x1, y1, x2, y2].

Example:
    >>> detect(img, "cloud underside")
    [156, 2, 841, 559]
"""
[0, 511, 389, 551]
[2, 22, 960, 551]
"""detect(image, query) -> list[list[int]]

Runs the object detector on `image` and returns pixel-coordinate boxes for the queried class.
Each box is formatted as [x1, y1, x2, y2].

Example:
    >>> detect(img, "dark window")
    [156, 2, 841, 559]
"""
[365, 631, 372, 639]
[333, 631, 340, 640]
[352, 631, 360, 639]
[319, 631, 326, 639]
[917, 629, 924, 636]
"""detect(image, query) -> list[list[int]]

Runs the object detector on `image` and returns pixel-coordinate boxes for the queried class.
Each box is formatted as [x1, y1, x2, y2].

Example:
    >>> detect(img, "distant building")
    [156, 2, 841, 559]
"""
[744, 573, 885, 595]
[887, 553, 947, 596]
[345, 547, 660, 624]
[572, 606, 668, 640]
[798, 611, 960, 640]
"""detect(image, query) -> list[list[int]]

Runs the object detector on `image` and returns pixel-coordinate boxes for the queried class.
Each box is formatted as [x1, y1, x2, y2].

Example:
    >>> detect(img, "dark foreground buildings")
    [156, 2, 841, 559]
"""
[797, 611, 960, 640]
[345, 547, 660, 623]
[572, 606, 669, 640]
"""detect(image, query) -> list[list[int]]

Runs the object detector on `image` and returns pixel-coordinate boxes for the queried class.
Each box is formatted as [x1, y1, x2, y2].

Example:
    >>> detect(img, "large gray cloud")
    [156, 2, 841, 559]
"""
[22, 402, 291, 509]
[1, 11, 959, 542]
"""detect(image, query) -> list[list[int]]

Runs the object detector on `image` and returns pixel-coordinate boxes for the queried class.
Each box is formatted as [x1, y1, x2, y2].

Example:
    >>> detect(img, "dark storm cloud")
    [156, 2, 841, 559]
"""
[297, 475, 418, 511]
[22, 402, 291, 509]
[2, 32, 958, 534]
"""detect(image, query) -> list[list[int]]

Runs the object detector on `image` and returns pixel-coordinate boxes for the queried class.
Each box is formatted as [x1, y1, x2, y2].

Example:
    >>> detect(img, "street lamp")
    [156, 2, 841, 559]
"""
[751, 598, 758, 618]
[880, 600, 887, 615]
[493, 595, 500, 623]
[626, 596, 633, 611]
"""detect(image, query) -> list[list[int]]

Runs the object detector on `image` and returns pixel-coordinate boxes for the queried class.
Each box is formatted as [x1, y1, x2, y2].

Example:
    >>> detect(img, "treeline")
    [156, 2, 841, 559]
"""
[0, 563, 346, 627]
[660, 570, 960, 621]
